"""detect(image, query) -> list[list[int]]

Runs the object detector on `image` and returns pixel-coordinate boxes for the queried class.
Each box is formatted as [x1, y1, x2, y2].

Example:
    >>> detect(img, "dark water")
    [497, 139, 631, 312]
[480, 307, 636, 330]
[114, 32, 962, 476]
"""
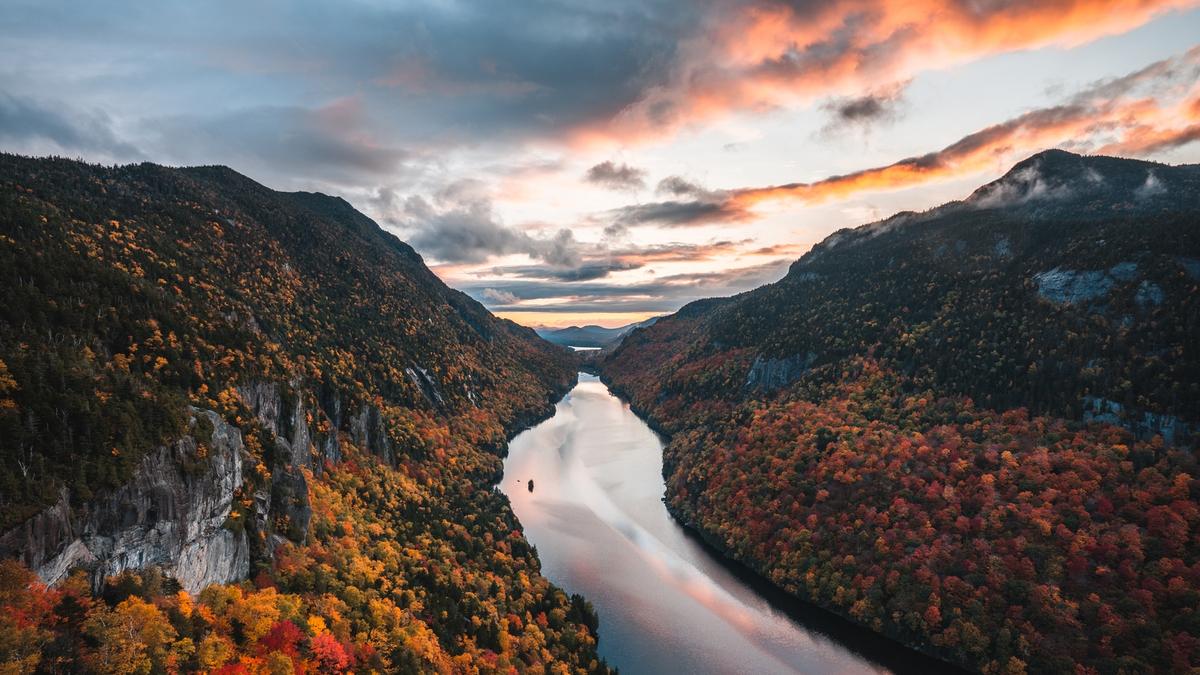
[502, 373, 943, 675]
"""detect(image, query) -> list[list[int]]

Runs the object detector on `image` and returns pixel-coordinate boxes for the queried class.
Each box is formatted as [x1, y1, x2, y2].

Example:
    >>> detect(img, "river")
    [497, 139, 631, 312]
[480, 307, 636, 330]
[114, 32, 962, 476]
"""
[502, 373, 952, 675]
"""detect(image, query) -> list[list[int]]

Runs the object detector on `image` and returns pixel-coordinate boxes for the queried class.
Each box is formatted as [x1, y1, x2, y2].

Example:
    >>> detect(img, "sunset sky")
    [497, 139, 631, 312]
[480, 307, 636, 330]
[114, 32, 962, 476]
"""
[3, 1, 1199, 327]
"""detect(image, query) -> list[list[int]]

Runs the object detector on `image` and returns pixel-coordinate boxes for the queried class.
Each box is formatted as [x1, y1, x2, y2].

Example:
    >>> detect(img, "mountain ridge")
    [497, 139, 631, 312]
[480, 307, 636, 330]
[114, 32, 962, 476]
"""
[0, 153, 607, 672]
[782, 149, 1200, 280]
[535, 317, 660, 348]
[602, 150, 1200, 673]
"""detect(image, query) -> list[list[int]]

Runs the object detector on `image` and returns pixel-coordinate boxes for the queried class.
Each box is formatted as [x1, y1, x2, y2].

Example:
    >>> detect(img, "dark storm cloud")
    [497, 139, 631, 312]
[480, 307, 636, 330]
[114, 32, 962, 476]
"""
[830, 95, 889, 122]
[402, 195, 537, 264]
[819, 80, 909, 133]
[147, 99, 408, 185]
[461, 257, 792, 312]
[375, 180, 582, 265]
[606, 239, 749, 262]
[363, 1, 704, 142]
[0, 0, 704, 183]
[584, 161, 647, 190]
[652, 259, 792, 287]
[483, 239, 748, 283]
[0, 93, 142, 160]
[1, 0, 1190, 178]
[489, 261, 645, 282]
[597, 176, 746, 233]
[605, 198, 749, 229]
[655, 176, 710, 197]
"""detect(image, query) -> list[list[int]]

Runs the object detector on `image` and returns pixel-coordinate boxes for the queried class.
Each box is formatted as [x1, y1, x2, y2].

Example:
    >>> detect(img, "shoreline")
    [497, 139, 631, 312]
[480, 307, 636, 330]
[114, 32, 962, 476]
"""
[596, 370, 970, 675]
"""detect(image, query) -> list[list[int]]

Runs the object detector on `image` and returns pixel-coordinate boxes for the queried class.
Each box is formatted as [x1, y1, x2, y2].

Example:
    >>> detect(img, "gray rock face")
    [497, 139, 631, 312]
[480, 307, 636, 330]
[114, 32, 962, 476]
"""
[350, 404, 395, 464]
[0, 409, 249, 593]
[1135, 281, 1165, 307]
[316, 387, 344, 464]
[0, 489, 79, 585]
[405, 364, 446, 408]
[236, 381, 318, 546]
[746, 352, 817, 392]
[1035, 268, 1115, 304]
[1034, 262, 1139, 306]
[1083, 396, 1192, 446]
[1, 376, 413, 592]
[238, 381, 317, 468]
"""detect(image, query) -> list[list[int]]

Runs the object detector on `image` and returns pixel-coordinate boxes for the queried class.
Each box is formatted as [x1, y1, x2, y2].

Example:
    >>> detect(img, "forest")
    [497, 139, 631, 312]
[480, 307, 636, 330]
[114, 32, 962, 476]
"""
[603, 151, 1200, 673]
[0, 154, 606, 673]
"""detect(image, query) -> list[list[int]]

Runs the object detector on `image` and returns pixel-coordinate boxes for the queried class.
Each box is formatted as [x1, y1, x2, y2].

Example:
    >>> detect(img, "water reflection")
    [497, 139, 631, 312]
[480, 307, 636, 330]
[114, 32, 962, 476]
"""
[502, 374, 897, 675]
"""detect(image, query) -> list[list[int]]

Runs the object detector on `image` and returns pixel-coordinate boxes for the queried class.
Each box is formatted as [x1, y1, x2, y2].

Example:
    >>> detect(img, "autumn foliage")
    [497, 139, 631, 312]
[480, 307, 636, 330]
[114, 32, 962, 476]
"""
[603, 153, 1200, 673]
[0, 155, 604, 673]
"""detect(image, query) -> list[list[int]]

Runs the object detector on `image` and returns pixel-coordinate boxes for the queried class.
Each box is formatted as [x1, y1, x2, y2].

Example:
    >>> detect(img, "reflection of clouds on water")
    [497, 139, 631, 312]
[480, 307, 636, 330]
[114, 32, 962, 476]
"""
[503, 374, 888, 675]
[535, 500, 603, 542]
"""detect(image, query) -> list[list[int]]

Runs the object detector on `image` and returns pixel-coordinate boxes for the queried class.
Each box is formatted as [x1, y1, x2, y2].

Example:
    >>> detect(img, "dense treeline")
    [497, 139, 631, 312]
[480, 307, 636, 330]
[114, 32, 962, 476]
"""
[0, 439, 604, 673]
[604, 151, 1200, 673]
[709, 152, 1200, 427]
[0, 154, 605, 672]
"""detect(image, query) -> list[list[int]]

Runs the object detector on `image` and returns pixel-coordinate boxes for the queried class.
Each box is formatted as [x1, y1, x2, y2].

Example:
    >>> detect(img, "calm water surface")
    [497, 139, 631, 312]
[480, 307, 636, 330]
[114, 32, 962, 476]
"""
[502, 373, 910, 675]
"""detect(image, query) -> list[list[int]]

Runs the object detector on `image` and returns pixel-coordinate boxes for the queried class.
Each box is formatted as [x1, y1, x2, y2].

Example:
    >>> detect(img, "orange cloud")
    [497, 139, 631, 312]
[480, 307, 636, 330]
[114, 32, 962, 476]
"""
[576, 0, 1198, 145]
[1096, 94, 1200, 155]
[728, 98, 1155, 208]
[600, 45, 1200, 227]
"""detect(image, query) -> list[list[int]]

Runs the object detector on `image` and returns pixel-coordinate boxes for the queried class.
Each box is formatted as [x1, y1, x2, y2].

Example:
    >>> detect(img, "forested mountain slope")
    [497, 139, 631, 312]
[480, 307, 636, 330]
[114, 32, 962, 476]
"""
[0, 154, 605, 673]
[603, 150, 1200, 673]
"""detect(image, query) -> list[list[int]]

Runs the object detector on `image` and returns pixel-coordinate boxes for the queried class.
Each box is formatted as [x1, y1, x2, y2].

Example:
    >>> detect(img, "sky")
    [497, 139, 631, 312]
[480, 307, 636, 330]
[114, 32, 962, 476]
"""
[2, 1, 1199, 328]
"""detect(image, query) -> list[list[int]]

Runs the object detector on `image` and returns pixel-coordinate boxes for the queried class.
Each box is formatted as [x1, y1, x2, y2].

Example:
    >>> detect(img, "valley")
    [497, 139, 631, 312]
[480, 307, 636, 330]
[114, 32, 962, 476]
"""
[601, 151, 1200, 673]
[503, 373, 964, 674]
[0, 150, 1196, 673]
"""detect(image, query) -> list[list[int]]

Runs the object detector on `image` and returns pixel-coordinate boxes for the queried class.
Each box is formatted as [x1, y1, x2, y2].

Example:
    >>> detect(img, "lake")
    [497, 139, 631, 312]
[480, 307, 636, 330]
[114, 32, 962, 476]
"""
[501, 373, 952, 674]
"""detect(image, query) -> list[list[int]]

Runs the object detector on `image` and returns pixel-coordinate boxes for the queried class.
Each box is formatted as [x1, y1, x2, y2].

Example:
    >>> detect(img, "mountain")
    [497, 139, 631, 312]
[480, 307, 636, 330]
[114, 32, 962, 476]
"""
[536, 317, 660, 348]
[602, 151, 1200, 673]
[0, 154, 607, 672]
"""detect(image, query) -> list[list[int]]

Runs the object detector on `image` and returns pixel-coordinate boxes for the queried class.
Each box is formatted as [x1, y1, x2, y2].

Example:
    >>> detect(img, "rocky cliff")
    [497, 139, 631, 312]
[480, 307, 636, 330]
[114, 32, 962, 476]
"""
[0, 152, 575, 590]
[601, 150, 1200, 673]
[0, 409, 248, 592]
[0, 154, 600, 671]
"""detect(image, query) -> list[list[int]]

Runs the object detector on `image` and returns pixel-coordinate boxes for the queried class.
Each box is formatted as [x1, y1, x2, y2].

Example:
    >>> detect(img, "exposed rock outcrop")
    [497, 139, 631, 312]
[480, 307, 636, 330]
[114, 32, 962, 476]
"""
[1033, 262, 1138, 306]
[1135, 280, 1165, 307]
[236, 381, 321, 548]
[746, 352, 817, 392]
[0, 409, 249, 593]
[405, 364, 446, 408]
[238, 381, 316, 468]
[1083, 396, 1192, 446]
[349, 404, 395, 465]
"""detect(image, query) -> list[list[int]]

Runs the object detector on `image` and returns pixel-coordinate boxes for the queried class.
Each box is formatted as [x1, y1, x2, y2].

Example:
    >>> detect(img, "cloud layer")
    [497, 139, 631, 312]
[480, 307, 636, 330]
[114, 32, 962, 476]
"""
[585, 161, 647, 190]
[373, 181, 580, 265]
[2, 0, 1197, 325]
[582, 0, 1200, 143]
[599, 45, 1200, 229]
[4, 0, 1194, 166]
[463, 256, 794, 315]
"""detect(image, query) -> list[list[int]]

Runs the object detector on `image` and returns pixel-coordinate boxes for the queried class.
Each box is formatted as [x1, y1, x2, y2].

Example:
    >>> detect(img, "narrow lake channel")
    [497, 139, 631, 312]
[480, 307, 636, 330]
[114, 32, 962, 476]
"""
[502, 373, 952, 674]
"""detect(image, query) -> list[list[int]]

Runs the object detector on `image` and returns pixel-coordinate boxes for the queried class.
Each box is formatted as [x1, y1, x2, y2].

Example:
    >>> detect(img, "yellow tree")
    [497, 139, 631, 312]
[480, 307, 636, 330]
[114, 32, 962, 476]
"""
[83, 597, 180, 675]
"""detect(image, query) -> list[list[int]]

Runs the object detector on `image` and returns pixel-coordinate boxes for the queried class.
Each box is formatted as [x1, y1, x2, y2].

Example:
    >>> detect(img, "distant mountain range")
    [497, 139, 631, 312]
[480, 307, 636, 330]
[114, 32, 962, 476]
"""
[602, 150, 1200, 673]
[536, 317, 660, 348]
